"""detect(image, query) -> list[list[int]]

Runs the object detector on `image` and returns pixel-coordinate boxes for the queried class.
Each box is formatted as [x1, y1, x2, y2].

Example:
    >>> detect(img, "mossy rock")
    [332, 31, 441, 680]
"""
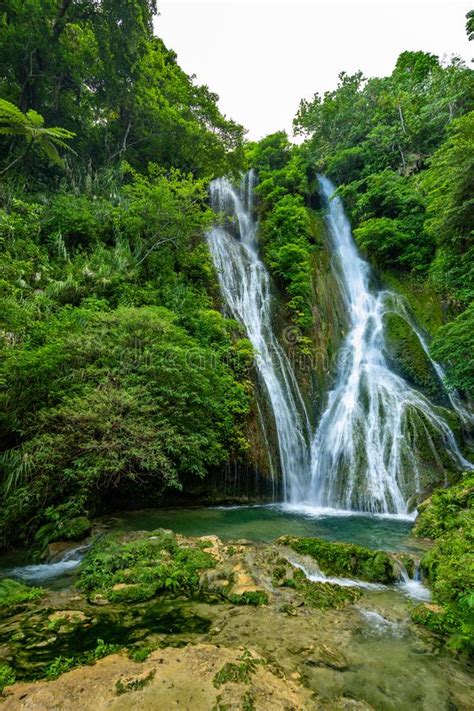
[414, 473, 474, 539]
[279, 537, 396, 583]
[383, 312, 442, 400]
[62, 516, 92, 541]
[0, 579, 44, 616]
[290, 570, 361, 610]
[78, 530, 217, 604]
[382, 271, 445, 336]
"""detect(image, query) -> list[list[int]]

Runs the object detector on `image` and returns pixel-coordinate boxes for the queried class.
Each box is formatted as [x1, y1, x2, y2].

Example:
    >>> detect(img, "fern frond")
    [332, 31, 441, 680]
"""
[25, 109, 45, 128]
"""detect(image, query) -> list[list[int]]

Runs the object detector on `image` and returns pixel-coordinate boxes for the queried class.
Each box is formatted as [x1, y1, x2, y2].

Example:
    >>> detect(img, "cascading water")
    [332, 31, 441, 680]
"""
[207, 172, 311, 502]
[383, 292, 474, 427]
[307, 176, 472, 515]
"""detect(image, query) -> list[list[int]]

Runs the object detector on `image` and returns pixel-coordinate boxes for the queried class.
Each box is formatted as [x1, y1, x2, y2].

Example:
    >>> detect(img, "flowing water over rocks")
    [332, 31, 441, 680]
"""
[1, 531, 472, 711]
[208, 174, 311, 502]
[208, 173, 471, 516]
[307, 177, 471, 515]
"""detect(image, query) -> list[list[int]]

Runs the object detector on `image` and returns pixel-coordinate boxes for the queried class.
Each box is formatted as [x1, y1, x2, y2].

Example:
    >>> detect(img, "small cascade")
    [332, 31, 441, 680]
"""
[285, 555, 385, 590]
[6, 545, 88, 584]
[307, 176, 472, 515]
[395, 559, 431, 602]
[207, 172, 311, 502]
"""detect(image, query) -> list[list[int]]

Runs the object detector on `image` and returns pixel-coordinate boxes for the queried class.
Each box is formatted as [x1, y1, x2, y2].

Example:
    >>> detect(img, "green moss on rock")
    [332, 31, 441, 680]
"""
[414, 473, 474, 539]
[279, 536, 396, 583]
[78, 530, 217, 603]
[289, 569, 361, 609]
[0, 579, 44, 615]
[383, 312, 441, 399]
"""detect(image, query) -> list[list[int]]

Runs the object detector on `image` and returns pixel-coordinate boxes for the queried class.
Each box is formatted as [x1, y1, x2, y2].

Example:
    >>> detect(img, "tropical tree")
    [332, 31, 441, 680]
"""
[0, 99, 76, 174]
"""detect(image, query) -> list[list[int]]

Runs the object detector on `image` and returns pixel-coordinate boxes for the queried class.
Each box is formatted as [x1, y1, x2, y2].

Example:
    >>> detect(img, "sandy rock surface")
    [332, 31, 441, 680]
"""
[3, 643, 313, 710]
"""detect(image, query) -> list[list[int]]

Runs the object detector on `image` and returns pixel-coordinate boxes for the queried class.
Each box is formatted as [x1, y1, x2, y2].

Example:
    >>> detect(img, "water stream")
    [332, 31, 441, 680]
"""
[307, 176, 471, 514]
[208, 173, 311, 502]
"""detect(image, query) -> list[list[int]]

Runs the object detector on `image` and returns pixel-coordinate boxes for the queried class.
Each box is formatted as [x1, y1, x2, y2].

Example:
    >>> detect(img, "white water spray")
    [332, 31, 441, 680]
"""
[307, 176, 471, 515]
[207, 172, 311, 501]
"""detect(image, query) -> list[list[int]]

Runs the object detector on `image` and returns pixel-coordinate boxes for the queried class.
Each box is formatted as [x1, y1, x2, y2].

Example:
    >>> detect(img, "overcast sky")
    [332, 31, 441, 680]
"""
[155, 1, 472, 140]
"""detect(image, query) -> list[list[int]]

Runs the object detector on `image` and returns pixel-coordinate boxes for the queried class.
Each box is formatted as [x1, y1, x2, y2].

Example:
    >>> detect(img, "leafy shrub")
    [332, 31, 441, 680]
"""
[412, 474, 474, 654]
[227, 591, 268, 606]
[0, 663, 15, 692]
[431, 304, 474, 396]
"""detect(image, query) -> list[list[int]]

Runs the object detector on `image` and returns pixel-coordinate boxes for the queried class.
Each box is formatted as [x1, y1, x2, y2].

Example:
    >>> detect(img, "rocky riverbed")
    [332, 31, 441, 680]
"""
[0, 530, 472, 710]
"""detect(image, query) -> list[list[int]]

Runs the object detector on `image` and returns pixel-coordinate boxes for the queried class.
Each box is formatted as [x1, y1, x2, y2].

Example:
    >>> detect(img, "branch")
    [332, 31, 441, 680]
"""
[135, 234, 178, 268]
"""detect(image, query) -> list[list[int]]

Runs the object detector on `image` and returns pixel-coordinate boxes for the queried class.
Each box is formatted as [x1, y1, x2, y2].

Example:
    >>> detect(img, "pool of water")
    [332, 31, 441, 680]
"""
[108, 504, 422, 553]
[0, 505, 425, 590]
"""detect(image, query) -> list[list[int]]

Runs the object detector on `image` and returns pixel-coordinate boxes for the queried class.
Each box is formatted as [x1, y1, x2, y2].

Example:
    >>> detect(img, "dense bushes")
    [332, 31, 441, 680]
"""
[249, 133, 315, 331]
[0, 304, 252, 547]
[413, 473, 474, 655]
[430, 304, 474, 395]
[0, 3, 250, 548]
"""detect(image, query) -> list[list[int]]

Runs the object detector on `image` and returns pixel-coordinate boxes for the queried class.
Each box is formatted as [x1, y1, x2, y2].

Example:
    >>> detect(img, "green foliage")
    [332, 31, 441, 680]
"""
[249, 133, 315, 332]
[430, 305, 474, 396]
[78, 530, 216, 603]
[44, 656, 76, 681]
[34, 501, 91, 549]
[279, 536, 396, 583]
[0, 5, 250, 548]
[0, 578, 44, 612]
[44, 637, 121, 681]
[295, 52, 473, 396]
[413, 474, 474, 654]
[414, 473, 474, 538]
[0, 304, 250, 546]
[128, 644, 156, 663]
[227, 590, 268, 606]
[0, 99, 76, 174]
[0, 663, 15, 692]
[0, 2, 244, 179]
[422, 112, 474, 308]
[0, 166, 252, 548]
[213, 650, 261, 688]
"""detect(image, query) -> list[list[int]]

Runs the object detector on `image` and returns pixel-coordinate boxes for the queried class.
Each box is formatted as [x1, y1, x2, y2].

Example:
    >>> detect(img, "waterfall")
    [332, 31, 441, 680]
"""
[307, 176, 472, 515]
[207, 172, 311, 502]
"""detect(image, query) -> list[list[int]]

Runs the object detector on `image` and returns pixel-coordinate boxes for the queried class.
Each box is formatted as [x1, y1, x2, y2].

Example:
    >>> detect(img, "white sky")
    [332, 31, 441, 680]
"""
[155, 1, 472, 140]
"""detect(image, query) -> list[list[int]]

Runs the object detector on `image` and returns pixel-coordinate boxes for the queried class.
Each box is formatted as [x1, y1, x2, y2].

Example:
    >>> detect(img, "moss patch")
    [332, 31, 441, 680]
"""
[213, 649, 262, 688]
[288, 570, 361, 610]
[0, 579, 44, 616]
[78, 530, 217, 603]
[383, 312, 441, 399]
[279, 536, 396, 583]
